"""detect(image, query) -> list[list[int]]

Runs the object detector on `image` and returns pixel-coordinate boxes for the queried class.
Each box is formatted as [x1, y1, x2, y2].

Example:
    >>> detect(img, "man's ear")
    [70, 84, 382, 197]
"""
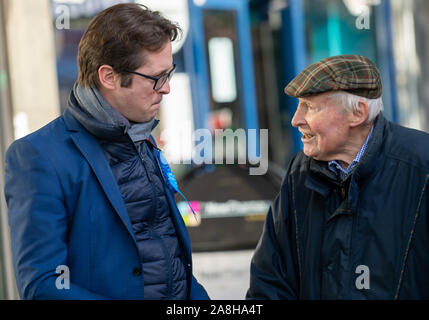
[98, 65, 118, 90]
[349, 100, 369, 127]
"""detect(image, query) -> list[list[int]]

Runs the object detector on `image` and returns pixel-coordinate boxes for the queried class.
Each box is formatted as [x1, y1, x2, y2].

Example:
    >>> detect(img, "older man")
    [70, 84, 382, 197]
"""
[247, 55, 429, 299]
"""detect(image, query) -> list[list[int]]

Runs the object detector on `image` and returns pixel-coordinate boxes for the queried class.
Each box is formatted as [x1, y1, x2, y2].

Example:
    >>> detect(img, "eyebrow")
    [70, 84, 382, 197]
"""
[153, 65, 174, 77]
[299, 100, 309, 108]
[300, 98, 319, 107]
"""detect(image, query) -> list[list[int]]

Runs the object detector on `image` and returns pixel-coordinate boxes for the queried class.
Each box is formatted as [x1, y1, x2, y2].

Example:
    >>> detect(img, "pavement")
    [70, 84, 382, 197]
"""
[191, 249, 254, 300]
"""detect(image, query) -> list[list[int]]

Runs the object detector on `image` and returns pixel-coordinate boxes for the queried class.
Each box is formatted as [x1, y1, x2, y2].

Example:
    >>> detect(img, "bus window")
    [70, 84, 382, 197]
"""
[208, 37, 238, 105]
[203, 9, 242, 131]
[303, 0, 378, 64]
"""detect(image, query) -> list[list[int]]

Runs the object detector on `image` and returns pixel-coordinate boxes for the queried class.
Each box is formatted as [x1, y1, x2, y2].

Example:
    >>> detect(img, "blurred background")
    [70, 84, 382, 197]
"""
[0, 0, 428, 299]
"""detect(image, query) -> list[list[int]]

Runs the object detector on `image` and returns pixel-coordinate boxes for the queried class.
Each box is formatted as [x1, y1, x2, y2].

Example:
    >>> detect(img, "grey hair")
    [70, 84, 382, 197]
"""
[327, 91, 383, 123]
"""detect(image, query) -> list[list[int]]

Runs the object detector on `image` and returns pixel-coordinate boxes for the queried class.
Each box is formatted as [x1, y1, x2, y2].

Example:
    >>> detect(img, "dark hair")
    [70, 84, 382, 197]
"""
[77, 3, 181, 88]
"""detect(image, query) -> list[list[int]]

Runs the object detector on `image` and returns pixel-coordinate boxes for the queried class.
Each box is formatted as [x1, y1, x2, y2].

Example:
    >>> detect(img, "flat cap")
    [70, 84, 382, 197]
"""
[284, 54, 382, 99]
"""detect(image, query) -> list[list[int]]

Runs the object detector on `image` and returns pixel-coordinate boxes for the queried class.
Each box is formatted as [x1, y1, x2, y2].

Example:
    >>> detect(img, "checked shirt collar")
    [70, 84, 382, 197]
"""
[328, 126, 374, 181]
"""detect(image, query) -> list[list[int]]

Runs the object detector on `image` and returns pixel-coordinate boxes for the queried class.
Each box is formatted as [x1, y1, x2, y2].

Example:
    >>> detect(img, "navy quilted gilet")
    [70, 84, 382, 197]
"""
[98, 137, 188, 299]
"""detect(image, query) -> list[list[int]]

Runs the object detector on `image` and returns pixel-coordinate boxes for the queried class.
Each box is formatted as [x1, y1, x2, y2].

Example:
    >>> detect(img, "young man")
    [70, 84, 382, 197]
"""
[4, 3, 209, 300]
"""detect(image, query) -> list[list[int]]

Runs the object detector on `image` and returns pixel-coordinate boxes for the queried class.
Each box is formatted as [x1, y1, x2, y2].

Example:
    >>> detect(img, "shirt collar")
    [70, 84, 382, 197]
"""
[328, 125, 374, 181]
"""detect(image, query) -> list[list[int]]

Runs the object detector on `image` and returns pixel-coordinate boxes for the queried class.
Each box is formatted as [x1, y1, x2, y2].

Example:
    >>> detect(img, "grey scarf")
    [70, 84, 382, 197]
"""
[73, 82, 156, 142]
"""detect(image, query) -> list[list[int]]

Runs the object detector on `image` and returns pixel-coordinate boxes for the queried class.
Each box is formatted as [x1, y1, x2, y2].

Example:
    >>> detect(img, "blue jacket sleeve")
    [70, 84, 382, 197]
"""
[246, 159, 300, 300]
[4, 138, 108, 300]
[189, 275, 210, 300]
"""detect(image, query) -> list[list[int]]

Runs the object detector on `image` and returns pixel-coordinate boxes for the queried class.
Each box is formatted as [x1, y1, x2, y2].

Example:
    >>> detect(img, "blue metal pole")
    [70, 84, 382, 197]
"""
[381, 0, 399, 124]
[236, 0, 259, 148]
[281, 0, 307, 155]
[187, 0, 211, 130]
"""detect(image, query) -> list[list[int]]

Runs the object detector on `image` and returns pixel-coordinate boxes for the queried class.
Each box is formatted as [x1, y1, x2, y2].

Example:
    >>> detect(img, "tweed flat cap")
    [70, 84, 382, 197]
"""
[284, 54, 382, 99]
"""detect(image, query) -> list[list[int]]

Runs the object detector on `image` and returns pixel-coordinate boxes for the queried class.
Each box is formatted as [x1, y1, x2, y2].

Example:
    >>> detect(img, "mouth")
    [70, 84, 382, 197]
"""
[301, 132, 315, 141]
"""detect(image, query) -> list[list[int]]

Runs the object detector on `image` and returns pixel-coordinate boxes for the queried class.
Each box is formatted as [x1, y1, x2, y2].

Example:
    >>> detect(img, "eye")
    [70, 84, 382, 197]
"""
[299, 102, 308, 110]
[307, 104, 318, 112]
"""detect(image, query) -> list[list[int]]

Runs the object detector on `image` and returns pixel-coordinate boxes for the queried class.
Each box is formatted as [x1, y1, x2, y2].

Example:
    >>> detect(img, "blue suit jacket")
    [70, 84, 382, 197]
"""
[4, 109, 209, 300]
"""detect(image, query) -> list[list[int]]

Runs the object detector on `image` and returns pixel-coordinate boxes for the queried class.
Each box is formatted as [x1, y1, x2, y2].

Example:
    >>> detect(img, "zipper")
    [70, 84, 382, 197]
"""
[138, 144, 152, 183]
[127, 136, 174, 297]
[142, 139, 175, 298]
[145, 139, 169, 189]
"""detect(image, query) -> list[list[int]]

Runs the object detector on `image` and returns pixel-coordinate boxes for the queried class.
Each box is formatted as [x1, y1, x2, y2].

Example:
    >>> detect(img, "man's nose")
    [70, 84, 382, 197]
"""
[291, 105, 305, 127]
[158, 79, 171, 94]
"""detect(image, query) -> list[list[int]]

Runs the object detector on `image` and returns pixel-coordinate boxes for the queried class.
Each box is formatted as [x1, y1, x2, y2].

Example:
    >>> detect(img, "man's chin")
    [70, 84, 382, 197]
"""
[303, 148, 315, 158]
[303, 151, 325, 162]
[143, 116, 157, 123]
[127, 115, 157, 124]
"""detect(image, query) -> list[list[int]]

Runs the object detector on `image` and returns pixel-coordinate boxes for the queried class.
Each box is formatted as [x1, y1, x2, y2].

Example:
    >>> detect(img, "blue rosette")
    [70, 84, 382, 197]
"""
[156, 150, 197, 221]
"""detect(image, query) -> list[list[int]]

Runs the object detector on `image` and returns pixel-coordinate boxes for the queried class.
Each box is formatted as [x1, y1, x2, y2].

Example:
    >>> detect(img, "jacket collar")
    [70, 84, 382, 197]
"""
[352, 114, 386, 182]
[302, 159, 340, 201]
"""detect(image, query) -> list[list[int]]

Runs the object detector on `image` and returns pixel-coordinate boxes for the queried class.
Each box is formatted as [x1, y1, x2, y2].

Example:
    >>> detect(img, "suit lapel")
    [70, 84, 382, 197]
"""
[64, 111, 137, 244]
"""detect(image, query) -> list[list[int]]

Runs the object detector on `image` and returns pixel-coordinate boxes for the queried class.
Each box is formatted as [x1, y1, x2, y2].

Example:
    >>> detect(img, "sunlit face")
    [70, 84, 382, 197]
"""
[109, 42, 173, 123]
[291, 92, 352, 162]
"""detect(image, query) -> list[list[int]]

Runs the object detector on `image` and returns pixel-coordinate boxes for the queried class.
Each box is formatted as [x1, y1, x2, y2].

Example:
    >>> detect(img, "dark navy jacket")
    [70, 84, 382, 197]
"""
[4, 106, 209, 300]
[247, 114, 429, 299]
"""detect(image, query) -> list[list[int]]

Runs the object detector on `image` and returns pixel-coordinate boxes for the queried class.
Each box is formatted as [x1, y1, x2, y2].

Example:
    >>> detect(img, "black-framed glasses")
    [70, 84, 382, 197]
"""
[122, 64, 176, 91]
